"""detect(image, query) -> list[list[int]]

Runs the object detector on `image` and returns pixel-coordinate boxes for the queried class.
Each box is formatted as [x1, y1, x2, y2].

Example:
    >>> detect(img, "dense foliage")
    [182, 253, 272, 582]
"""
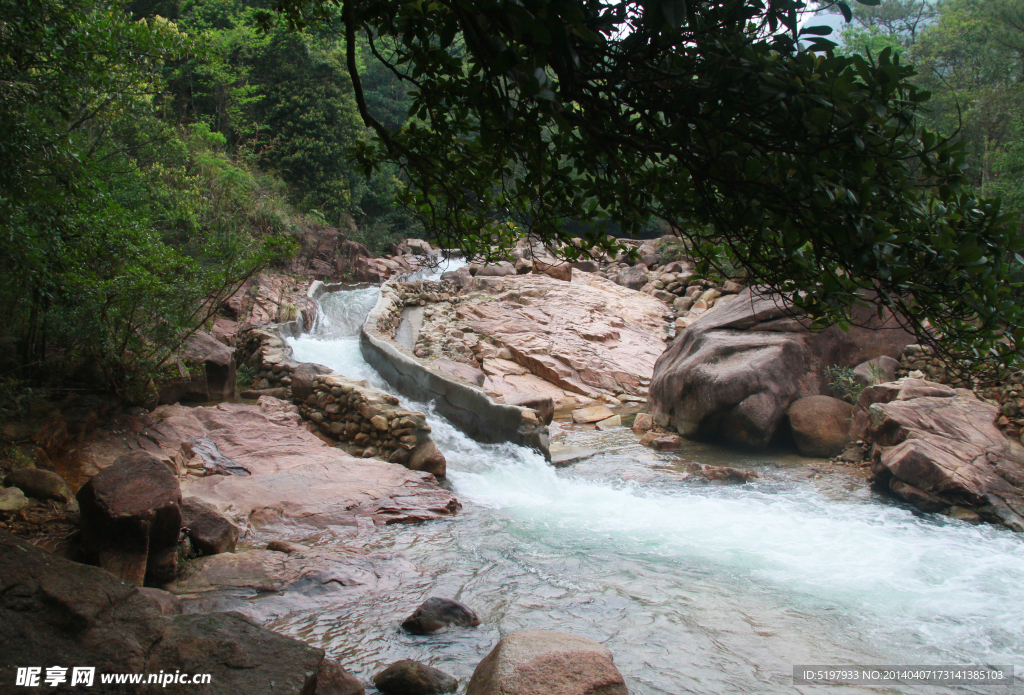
[269, 0, 1023, 369]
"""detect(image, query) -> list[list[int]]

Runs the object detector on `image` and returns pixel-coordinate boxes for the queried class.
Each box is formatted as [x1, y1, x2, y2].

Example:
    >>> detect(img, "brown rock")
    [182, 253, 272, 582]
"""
[466, 630, 628, 695]
[787, 396, 854, 458]
[402, 597, 480, 635]
[855, 380, 1024, 530]
[317, 659, 365, 695]
[533, 258, 573, 282]
[572, 405, 615, 424]
[76, 451, 182, 586]
[4, 468, 73, 503]
[649, 434, 683, 450]
[291, 362, 334, 402]
[614, 265, 648, 290]
[409, 441, 447, 477]
[180, 330, 237, 401]
[506, 393, 555, 425]
[631, 413, 654, 433]
[374, 660, 458, 694]
[595, 414, 622, 430]
[181, 497, 239, 555]
[477, 262, 517, 277]
[434, 358, 486, 387]
[137, 587, 184, 615]
[649, 288, 914, 449]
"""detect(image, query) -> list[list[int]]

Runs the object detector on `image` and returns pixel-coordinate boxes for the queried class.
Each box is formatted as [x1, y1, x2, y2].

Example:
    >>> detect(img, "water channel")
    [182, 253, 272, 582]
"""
[280, 265, 1024, 695]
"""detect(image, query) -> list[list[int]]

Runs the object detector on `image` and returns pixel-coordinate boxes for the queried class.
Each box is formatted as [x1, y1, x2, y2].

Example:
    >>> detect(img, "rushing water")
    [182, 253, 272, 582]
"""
[285, 271, 1024, 695]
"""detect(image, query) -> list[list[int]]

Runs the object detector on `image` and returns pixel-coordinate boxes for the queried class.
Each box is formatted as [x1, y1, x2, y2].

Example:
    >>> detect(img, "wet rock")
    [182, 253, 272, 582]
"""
[76, 451, 182, 586]
[0, 531, 325, 693]
[181, 498, 239, 555]
[572, 405, 615, 424]
[684, 463, 759, 483]
[402, 597, 480, 635]
[434, 358, 486, 386]
[854, 379, 1024, 530]
[631, 413, 654, 433]
[316, 658, 365, 695]
[185, 437, 251, 477]
[441, 266, 473, 288]
[649, 288, 914, 449]
[466, 630, 628, 695]
[649, 434, 683, 450]
[787, 396, 854, 458]
[4, 468, 74, 503]
[0, 487, 30, 512]
[266, 540, 303, 554]
[374, 660, 458, 695]
[595, 414, 622, 431]
[409, 441, 447, 477]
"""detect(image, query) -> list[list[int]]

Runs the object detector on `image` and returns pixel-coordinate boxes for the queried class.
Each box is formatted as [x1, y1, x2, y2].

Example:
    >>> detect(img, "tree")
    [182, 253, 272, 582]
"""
[836, 0, 934, 57]
[264, 0, 1022, 367]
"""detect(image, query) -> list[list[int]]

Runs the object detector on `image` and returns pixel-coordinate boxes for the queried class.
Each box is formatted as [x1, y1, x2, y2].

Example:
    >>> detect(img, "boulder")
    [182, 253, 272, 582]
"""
[852, 355, 900, 387]
[440, 266, 473, 288]
[466, 630, 628, 695]
[76, 451, 182, 586]
[533, 258, 573, 282]
[631, 413, 654, 433]
[316, 659, 365, 695]
[4, 468, 73, 503]
[408, 441, 447, 477]
[291, 362, 334, 402]
[0, 487, 30, 512]
[852, 379, 1024, 530]
[181, 497, 239, 555]
[181, 330, 237, 401]
[401, 597, 480, 635]
[373, 660, 458, 695]
[506, 393, 555, 425]
[477, 262, 517, 277]
[572, 260, 601, 274]
[614, 265, 648, 290]
[787, 396, 854, 458]
[0, 531, 325, 693]
[649, 288, 914, 449]
[595, 414, 621, 430]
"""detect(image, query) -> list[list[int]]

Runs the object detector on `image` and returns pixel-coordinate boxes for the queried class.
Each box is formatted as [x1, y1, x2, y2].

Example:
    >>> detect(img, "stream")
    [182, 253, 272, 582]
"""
[282, 266, 1024, 695]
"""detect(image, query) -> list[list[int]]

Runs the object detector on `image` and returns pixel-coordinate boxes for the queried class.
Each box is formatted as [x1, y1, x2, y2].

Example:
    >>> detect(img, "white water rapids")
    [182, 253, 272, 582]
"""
[284, 265, 1024, 694]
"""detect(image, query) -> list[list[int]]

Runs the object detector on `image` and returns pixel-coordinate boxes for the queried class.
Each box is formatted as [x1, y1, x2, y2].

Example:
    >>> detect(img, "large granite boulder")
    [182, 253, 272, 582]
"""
[466, 630, 628, 695]
[787, 396, 854, 458]
[649, 288, 914, 448]
[853, 379, 1024, 531]
[181, 330, 237, 401]
[373, 660, 457, 695]
[76, 451, 183, 586]
[0, 531, 327, 694]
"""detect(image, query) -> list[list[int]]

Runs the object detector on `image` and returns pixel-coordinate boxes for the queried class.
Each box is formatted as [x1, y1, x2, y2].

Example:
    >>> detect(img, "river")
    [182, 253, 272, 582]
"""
[283, 268, 1023, 694]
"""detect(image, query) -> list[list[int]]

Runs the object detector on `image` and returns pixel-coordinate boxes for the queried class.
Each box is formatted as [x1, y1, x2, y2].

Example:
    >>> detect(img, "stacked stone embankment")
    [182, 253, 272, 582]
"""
[299, 375, 446, 476]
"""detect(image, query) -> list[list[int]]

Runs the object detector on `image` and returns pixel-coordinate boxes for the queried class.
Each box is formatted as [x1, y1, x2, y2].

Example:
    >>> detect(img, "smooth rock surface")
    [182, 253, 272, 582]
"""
[316, 659, 365, 695]
[181, 497, 239, 555]
[787, 396, 854, 458]
[649, 288, 914, 448]
[466, 630, 628, 695]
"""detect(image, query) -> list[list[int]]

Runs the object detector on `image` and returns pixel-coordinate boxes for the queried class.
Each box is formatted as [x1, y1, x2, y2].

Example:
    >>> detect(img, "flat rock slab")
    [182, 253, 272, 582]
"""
[58, 401, 460, 531]
[571, 405, 616, 424]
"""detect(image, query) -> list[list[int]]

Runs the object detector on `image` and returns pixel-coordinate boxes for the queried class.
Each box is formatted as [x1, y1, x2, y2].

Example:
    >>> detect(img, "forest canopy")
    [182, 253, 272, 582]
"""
[267, 0, 1024, 368]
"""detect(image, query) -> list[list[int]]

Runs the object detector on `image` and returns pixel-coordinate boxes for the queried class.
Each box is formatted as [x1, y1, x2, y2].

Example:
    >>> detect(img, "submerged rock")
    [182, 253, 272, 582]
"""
[402, 597, 480, 635]
[373, 660, 458, 695]
[466, 630, 628, 695]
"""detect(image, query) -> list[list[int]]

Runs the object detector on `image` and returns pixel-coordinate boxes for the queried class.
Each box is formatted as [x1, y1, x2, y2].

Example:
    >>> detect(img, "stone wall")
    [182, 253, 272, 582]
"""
[299, 375, 446, 476]
[360, 279, 551, 459]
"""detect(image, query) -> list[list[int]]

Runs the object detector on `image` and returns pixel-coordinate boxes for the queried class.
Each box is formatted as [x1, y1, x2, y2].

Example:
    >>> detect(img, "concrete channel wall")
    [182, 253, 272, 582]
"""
[359, 281, 551, 460]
